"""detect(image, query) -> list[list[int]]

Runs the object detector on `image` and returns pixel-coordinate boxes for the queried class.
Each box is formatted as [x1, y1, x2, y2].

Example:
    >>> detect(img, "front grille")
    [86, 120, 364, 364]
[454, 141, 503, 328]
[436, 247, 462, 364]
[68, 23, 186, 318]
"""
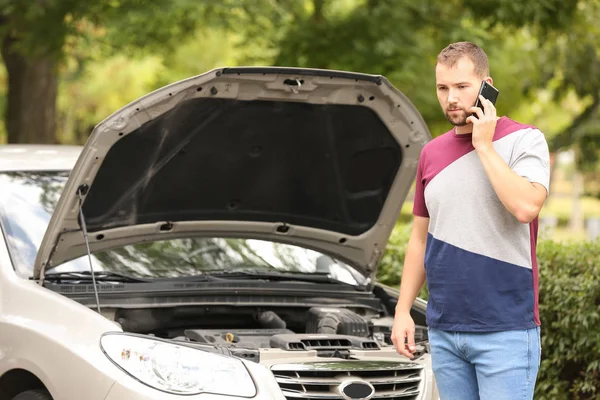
[271, 361, 423, 400]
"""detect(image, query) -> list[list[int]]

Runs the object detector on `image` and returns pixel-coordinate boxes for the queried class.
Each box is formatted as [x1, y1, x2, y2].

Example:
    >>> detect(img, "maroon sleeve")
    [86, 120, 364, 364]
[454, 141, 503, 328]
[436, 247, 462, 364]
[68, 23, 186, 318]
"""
[412, 153, 429, 218]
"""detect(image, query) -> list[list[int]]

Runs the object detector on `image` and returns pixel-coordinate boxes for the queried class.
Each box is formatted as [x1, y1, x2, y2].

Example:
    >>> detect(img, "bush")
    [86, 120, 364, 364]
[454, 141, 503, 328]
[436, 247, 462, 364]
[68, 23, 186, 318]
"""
[535, 239, 600, 400]
[377, 223, 429, 300]
[377, 224, 600, 400]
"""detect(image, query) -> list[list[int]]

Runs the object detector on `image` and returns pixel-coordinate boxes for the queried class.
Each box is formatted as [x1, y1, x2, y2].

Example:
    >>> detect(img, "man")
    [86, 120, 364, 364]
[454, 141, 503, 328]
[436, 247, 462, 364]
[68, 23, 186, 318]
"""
[391, 41, 550, 400]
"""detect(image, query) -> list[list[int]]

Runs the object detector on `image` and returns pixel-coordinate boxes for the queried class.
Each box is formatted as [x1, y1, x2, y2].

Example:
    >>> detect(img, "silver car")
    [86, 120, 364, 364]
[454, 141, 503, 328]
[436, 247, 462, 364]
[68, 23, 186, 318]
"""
[0, 67, 438, 400]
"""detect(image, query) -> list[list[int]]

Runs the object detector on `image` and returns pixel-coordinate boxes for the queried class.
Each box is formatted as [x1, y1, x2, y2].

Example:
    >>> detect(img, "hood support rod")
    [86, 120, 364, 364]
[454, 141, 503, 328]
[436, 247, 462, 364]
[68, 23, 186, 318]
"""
[77, 185, 102, 314]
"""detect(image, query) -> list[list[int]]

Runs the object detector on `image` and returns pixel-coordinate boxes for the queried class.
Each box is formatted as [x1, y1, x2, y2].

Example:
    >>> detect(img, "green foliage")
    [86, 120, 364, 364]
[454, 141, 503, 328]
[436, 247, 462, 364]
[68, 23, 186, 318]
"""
[540, 196, 600, 222]
[224, 0, 597, 143]
[461, 0, 580, 34]
[0, 0, 204, 57]
[527, 1, 600, 168]
[149, 28, 237, 88]
[535, 239, 600, 400]
[0, 64, 5, 143]
[99, 0, 219, 56]
[377, 223, 429, 300]
[1, 0, 598, 163]
[377, 223, 600, 399]
[56, 26, 238, 143]
[57, 54, 164, 143]
[231, 0, 495, 134]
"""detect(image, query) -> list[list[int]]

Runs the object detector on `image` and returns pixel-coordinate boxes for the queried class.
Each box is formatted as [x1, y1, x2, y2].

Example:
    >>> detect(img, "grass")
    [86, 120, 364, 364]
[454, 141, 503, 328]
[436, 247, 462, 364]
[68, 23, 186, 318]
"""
[549, 179, 573, 194]
[540, 196, 600, 219]
[542, 227, 590, 243]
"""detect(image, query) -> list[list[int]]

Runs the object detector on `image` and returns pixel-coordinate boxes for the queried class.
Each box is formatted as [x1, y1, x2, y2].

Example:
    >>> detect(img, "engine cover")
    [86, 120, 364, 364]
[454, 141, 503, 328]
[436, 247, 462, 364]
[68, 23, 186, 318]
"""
[270, 333, 380, 351]
[306, 307, 370, 337]
[184, 328, 294, 348]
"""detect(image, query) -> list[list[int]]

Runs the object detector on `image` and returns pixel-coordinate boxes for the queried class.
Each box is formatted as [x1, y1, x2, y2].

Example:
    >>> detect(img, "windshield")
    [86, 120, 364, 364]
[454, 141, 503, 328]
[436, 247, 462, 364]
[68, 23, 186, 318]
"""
[0, 171, 367, 286]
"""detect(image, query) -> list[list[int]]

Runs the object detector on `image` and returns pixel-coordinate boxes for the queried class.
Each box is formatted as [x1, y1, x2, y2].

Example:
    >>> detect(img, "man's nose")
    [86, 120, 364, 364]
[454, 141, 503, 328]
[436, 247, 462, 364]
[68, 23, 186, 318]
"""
[447, 89, 458, 103]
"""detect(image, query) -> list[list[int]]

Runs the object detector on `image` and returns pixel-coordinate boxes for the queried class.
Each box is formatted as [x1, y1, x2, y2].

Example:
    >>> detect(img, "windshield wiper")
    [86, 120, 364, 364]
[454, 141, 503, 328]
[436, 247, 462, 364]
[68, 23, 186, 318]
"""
[41, 271, 150, 283]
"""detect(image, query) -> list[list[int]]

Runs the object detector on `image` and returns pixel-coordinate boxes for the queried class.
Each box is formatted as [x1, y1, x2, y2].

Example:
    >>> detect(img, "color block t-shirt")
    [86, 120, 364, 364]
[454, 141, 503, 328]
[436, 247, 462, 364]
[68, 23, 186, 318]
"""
[413, 116, 550, 332]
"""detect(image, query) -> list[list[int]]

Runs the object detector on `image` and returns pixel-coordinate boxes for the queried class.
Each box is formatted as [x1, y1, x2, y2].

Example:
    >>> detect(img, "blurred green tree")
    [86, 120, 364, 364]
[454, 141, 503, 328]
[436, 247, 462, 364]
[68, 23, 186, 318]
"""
[536, 1, 600, 176]
[0, 0, 211, 143]
[0, 0, 597, 157]
[232, 0, 599, 203]
[232, 0, 591, 136]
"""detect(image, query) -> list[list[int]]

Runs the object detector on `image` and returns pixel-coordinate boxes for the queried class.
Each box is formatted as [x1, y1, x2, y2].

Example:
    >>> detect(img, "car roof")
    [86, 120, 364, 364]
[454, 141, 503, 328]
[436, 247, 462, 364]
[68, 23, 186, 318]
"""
[0, 144, 81, 172]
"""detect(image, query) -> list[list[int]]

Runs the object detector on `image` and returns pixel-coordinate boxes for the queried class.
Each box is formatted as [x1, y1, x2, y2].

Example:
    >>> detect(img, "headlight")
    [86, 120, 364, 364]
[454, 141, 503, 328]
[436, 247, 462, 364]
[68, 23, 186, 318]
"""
[100, 333, 256, 397]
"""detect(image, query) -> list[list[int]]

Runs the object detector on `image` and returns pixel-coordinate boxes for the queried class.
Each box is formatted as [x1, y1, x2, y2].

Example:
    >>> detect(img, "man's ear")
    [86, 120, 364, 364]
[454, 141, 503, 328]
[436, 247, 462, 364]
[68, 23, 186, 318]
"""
[485, 77, 494, 86]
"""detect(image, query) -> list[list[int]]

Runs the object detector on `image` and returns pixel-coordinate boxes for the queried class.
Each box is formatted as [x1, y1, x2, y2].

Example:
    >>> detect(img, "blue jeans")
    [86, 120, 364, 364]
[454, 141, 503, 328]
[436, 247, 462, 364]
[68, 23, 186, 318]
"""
[429, 327, 541, 400]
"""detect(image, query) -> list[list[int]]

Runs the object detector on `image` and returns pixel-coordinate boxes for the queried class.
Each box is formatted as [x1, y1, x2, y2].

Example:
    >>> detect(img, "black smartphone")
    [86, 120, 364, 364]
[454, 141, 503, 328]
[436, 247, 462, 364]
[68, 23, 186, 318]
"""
[473, 81, 499, 112]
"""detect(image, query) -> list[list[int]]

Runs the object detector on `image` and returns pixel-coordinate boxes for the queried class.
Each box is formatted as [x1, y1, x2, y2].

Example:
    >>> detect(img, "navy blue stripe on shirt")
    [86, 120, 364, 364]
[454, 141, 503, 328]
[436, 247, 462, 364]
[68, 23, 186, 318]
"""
[424, 233, 537, 332]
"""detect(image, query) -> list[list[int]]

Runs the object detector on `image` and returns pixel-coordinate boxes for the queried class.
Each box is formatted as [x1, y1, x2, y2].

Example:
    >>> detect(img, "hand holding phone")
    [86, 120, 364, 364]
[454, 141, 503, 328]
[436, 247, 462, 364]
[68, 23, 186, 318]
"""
[472, 81, 499, 117]
[468, 81, 499, 150]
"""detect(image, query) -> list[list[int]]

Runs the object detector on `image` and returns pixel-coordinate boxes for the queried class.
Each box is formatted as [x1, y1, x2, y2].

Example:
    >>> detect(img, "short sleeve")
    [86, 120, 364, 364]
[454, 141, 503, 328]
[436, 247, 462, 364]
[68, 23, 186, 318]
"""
[510, 129, 551, 196]
[412, 154, 429, 217]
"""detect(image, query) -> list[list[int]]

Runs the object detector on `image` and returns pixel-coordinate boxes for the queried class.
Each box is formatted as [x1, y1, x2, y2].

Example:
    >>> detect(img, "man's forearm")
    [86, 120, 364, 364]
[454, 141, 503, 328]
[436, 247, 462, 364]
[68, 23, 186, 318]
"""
[395, 238, 427, 314]
[476, 146, 546, 223]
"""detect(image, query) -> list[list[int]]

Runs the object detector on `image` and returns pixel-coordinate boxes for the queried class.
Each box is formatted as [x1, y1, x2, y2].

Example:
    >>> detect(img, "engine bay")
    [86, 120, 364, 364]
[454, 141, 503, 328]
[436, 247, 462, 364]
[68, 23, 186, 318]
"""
[107, 304, 429, 363]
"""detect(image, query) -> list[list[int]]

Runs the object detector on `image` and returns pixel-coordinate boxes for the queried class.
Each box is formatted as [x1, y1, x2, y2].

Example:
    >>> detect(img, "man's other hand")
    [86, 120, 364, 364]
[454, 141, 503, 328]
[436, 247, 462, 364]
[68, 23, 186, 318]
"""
[391, 311, 417, 359]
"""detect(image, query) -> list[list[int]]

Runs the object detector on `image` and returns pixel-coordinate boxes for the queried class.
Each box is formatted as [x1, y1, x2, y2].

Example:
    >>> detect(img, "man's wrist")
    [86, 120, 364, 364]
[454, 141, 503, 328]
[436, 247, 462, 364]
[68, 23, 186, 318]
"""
[395, 304, 412, 315]
[475, 143, 495, 156]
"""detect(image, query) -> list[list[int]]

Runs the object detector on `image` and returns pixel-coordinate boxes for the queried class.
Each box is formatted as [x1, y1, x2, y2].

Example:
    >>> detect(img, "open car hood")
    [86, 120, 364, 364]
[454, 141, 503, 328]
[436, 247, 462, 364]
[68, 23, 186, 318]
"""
[33, 67, 431, 280]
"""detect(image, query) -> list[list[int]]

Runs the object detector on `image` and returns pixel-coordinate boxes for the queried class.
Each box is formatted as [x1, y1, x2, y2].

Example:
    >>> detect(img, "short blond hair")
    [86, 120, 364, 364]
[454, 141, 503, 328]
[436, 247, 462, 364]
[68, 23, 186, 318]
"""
[436, 41, 489, 78]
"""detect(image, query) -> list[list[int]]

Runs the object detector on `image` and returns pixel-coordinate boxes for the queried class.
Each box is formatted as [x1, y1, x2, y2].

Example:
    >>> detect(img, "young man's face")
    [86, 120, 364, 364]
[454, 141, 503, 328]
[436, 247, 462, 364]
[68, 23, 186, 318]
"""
[435, 57, 491, 127]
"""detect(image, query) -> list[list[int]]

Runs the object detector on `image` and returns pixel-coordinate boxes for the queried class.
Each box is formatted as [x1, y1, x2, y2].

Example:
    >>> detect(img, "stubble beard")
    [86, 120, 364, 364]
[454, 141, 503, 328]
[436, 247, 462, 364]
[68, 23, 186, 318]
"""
[445, 109, 468, 127]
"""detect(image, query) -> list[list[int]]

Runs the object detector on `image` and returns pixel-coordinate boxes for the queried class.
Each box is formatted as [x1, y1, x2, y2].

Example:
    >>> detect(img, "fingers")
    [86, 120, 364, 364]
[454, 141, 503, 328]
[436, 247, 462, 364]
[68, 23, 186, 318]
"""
[406, 330, 416, 354]
[391, 330, 416, 359]
[468, 96, 496, 125]
[396, 343, 414, 359]
[469, 104, 484, 120]
[482, 95, 496, 113]
[472, 96, 496, 116]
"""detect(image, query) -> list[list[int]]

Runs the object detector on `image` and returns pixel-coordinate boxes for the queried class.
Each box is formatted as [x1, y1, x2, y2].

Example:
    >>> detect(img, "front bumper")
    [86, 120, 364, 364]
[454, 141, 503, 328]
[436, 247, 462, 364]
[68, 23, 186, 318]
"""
[104, 353, 439, 400]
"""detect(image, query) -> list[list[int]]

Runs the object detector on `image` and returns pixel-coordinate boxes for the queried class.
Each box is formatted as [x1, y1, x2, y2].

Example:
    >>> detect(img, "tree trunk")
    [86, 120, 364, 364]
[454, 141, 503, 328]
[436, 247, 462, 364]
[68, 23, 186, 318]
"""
[1, 36, 58, 144]
[312, 0, 325, 24]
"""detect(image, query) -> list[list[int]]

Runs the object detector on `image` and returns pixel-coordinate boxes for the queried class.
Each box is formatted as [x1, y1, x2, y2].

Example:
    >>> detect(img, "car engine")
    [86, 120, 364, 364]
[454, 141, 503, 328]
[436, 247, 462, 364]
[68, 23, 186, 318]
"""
[110, 305, 428, 354]
[107, 305, 432, 400]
